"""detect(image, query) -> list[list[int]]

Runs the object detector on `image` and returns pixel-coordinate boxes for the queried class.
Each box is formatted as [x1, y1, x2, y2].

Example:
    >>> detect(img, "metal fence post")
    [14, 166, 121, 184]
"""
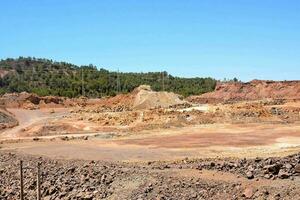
[20, 160, 24, 200]
[36, 162, 41, 200]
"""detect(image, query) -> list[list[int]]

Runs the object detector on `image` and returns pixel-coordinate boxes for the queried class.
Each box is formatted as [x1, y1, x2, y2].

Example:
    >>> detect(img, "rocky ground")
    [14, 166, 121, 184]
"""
[0, 108, 18, 130]
[1, 151, 300, 200]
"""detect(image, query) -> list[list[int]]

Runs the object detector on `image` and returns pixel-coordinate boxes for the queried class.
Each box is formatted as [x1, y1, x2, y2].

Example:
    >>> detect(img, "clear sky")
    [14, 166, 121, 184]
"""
[0, 0, 300, 81]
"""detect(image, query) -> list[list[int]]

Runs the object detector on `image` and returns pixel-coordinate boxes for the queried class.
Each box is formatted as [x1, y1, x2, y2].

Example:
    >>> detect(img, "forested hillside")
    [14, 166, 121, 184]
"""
[0, 57, 216, 97]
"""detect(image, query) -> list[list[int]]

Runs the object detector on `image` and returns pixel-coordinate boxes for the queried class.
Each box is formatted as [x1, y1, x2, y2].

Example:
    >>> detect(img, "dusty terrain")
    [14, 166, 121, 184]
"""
[1, 82, 300, 199]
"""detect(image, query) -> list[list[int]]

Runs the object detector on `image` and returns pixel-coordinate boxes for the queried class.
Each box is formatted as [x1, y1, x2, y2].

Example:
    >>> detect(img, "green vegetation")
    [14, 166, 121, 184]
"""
[0, 57, 216, 97]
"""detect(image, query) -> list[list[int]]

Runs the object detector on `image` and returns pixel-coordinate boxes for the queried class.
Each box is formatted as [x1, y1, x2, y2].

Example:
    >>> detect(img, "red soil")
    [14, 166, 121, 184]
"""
[188, 80, 300, 104]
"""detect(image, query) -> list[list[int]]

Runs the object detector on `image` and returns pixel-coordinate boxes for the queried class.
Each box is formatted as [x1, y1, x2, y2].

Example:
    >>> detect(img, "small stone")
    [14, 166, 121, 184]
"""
[183, 157, 189, 164]
[246, 171, 254, 179]
[255, 157, 262, 162]
[191, 192, 197, 198]
[264, 174, 271, 179]
[274, 193, 281, 200]
[295, 164, 300, 173]
[59, 192, 67, 198]
[101, 174, 107, 183]
[242, 187, 254, 198]
[285, 163, 292, 170]
[61, 136, 69, 141]
[262, 189, 269, 195]
[83, 194, 93, 200]
[43, 196, 51, 200]
[163, 165, 170, 169]
[278, 170, 290, 179]
[263, 164, 281, 175]
[247, 165, 255, 172]
[48, 186, 57, 195]
[67, 166, 76, 173]
[76, 192, 84, 198]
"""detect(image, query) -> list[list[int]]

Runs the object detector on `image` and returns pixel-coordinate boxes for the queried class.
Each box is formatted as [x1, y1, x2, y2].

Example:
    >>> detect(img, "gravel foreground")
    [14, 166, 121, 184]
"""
[1, 151, 300, 200]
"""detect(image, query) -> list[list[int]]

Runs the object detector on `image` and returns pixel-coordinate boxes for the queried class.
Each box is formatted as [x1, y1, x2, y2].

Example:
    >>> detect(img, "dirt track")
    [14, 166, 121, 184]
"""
[0, 108, 68, 138]
[118, 123, 300, 148]
[2, 122, 300, 162]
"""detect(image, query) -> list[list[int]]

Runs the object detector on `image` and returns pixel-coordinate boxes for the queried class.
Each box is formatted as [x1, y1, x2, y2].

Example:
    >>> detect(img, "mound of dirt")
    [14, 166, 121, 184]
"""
[89, 85, 186, 111]
[132, 85, 185, 110]
[94, 93, 134, 112]
[0, 108, 18, 130]
[188, 80, 300, 104]
[23, 123, 81, 137]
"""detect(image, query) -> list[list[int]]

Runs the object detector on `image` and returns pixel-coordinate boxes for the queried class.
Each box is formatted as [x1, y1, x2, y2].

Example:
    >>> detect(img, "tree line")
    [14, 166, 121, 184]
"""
[0, 57, 217, 98]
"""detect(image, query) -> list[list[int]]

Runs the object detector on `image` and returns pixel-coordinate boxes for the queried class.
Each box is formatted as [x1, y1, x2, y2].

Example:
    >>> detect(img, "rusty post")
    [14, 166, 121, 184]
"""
[20, 160, 24, 200]
[36, 162, 41, 200]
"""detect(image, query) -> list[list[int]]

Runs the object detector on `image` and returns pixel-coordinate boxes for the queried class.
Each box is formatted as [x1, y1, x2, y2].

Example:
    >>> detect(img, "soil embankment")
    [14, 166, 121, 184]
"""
[188, 80, 300, 104]
[0, 108, 18, 130]
[0, 92, 98, 109]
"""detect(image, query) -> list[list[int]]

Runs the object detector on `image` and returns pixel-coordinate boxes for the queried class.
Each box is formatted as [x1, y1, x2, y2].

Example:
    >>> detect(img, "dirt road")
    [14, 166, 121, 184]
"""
[2, 122, 300, 161]
[0, 108, 68, 138]
[118, 123, 300, 148]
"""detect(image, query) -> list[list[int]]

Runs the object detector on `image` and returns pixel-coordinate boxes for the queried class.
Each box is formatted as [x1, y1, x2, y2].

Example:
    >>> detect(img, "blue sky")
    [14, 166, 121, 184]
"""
[0, 0, 300, 81]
